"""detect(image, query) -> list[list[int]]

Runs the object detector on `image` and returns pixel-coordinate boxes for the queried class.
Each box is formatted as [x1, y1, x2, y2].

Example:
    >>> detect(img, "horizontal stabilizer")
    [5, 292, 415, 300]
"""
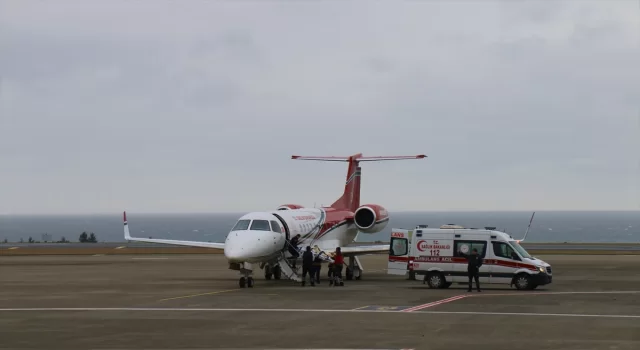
[292, 154, 426, 162]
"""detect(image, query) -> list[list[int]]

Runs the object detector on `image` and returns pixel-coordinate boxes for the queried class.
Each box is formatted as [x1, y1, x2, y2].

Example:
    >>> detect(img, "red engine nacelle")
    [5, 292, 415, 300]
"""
[353, 204, 389, 234]
[276, 204, 305, 211]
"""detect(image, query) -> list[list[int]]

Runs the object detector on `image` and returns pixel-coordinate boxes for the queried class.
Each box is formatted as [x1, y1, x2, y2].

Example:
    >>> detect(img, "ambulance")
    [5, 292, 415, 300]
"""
[387, 224, 553, 290]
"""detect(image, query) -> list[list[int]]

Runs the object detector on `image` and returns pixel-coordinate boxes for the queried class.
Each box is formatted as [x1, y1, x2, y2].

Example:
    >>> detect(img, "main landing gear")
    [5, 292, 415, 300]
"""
[345, 256, 363, 281]
[263, 264, 282, 280]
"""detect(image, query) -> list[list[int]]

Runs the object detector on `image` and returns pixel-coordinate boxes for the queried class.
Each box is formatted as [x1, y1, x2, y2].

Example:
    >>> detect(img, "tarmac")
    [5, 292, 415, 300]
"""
[2, 242, 640, 257]
[2, 254, 640, 349]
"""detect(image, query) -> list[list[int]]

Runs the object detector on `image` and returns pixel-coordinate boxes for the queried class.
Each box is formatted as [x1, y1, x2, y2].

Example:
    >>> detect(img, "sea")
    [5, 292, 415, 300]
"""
[1, 211, 639, 244]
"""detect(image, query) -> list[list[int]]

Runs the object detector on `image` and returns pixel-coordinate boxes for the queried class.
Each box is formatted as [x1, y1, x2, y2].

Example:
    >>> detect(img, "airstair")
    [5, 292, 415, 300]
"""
[278, 221, 335, 283]
[277, 253, 302, 282]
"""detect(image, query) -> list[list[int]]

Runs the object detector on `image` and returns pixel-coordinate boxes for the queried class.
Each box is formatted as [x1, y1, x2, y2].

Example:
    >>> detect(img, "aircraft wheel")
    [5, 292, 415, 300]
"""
[265, 272, 272, 280]
[247, 277, 254, 288]
[239, 277, 246, 288]
[345, 268, 354, 280]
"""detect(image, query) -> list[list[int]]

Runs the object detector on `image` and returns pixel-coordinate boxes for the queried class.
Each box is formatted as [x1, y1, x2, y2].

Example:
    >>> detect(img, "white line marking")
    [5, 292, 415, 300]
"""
[477, 290, 640, 297]
[402, 295, 467, 312]
[1, 308, 639, 318]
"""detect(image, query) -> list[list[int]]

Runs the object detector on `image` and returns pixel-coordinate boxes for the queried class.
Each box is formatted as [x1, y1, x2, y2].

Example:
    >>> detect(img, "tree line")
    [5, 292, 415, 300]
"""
[1, 232, 99, 244]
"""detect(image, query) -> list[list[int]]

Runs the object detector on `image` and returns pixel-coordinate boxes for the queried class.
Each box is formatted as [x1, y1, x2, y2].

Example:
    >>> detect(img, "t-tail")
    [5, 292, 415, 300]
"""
[291, 153, 426, 212]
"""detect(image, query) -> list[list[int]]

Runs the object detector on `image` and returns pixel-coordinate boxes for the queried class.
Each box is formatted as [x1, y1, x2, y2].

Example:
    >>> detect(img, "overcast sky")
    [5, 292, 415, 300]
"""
[1, 0, 639, 214]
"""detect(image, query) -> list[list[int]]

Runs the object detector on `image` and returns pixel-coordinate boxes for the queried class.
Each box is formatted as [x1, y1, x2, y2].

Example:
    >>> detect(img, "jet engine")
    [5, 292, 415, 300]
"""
[276, 204, 305, 211]
[353, 204, 389, 234]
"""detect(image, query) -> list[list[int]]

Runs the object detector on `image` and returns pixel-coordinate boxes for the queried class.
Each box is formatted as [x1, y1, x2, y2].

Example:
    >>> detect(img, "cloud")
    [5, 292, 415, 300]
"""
[0, 0, 638, 214]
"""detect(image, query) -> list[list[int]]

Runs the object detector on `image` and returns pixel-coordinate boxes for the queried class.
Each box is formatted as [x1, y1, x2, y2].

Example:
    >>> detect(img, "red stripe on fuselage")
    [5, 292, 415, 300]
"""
[308, 207, 354, 241]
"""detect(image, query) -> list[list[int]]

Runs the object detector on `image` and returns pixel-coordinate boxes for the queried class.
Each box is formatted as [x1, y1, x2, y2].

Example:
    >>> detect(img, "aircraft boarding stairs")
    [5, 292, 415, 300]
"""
[278, 240, 333, 283]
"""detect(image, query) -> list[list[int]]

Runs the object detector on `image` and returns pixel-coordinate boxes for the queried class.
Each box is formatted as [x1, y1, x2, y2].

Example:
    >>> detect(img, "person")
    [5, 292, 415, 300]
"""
[287, 234, 301, 268]
[301, 246, 315, 286]
[312, 253, 322, 284]
[331, 247, 345, 286]
[466, 248, 482, 292]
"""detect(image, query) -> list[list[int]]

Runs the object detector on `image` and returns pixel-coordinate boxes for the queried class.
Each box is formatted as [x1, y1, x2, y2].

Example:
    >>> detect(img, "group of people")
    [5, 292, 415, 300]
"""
[286, 234, 345, 287]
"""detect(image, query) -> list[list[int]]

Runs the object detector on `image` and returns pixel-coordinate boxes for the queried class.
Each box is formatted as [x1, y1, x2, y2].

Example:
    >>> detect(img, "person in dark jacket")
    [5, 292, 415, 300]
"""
[466, 248, 482, 292]
[301, 246, 315, 286]
[312, 254, 322, 284]
[331, 247, 345, 286]
[287, 234, 301, 268]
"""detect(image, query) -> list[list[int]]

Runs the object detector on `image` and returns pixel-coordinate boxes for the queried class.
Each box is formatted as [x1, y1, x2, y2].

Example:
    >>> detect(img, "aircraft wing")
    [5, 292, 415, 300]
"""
[340, 244, 389, 256]
[123, 212, 225, 250]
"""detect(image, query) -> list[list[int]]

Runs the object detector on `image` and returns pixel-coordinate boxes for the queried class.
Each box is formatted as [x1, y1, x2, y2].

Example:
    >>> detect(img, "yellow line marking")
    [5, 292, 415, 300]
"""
[9, 247, 19, 250]
[115, 246, 125, 249]
[158, 289, 238, 302]
[351, 305, 370, 310]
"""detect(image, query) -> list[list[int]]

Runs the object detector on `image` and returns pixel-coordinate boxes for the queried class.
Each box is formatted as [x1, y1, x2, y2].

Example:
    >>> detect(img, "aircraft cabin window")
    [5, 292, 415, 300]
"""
[270, 220, 282, 233]
[250, 219, 271, 231]
[231, 219, 251, 231]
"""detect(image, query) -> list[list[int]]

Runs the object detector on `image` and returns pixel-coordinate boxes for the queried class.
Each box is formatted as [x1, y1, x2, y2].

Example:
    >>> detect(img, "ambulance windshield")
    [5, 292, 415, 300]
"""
[510, 241, 531, 259]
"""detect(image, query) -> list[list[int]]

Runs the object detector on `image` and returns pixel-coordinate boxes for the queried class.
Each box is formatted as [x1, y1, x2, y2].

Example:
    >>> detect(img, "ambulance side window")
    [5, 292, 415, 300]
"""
[492, 242, 520, 261]
[389, 238, 408, 256]
[453, 240, 486, 258]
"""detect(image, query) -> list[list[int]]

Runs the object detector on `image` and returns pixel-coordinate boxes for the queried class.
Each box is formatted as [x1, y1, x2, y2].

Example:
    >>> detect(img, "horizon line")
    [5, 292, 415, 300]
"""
[1, 209, 640, 216]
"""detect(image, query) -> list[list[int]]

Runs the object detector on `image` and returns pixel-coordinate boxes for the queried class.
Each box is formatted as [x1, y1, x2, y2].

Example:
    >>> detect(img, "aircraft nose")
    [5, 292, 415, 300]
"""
[224, 230, 284, 263]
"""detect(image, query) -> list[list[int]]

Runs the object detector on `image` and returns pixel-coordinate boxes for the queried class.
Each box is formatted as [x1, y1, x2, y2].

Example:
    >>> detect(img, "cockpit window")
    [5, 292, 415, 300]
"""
[270, 220, 282, 233]
[231, 219, 251, 231]
[250, 219, 271, 231]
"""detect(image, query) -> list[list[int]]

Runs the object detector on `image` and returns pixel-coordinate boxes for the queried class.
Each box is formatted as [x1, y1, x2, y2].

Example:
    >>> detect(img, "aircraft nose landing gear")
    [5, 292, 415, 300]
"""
[238, 262, 254, 288]
[239, 276, 254, 288]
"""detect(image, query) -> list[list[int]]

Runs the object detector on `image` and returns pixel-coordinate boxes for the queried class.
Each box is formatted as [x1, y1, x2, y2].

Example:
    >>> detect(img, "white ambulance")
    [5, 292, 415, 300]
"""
[387, 224, 552, 290]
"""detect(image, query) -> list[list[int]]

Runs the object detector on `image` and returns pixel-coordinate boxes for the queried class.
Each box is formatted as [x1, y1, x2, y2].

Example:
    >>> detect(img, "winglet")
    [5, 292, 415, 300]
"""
[123, 211, 131, 241]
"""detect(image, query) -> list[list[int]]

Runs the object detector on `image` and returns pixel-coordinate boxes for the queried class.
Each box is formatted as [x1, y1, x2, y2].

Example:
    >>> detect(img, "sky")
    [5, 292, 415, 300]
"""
[0, 0, 639, 214]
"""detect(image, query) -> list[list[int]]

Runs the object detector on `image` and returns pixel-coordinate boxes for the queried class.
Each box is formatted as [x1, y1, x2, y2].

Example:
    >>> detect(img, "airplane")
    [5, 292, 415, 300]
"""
[123, 153, 426, 288]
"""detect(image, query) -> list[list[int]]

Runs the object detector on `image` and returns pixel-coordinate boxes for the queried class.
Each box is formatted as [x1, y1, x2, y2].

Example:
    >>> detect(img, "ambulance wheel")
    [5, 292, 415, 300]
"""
[426, 272, 446, 289]
[247, 277, 254, 288]
[513, 273, 532, 290]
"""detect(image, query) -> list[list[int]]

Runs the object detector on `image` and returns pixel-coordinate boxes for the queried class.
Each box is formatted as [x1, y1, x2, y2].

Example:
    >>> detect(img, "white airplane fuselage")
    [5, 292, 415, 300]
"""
[222, 207, 362, 264]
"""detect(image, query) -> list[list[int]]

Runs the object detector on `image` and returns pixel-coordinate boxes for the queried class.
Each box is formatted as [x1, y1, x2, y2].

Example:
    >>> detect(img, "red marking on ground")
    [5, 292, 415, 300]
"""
[402, 295, 468, 312]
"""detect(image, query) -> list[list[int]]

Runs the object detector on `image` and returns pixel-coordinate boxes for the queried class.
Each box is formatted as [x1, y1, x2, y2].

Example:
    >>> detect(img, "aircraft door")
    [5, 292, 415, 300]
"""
[271, 213, 290, 241]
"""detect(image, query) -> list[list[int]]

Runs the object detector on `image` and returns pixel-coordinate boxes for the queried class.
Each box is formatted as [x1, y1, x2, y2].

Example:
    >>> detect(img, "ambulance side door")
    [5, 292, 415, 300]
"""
[387, 231, 409, 275]
[490, 241, 521, 284]
[452, 239, 489, 283]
